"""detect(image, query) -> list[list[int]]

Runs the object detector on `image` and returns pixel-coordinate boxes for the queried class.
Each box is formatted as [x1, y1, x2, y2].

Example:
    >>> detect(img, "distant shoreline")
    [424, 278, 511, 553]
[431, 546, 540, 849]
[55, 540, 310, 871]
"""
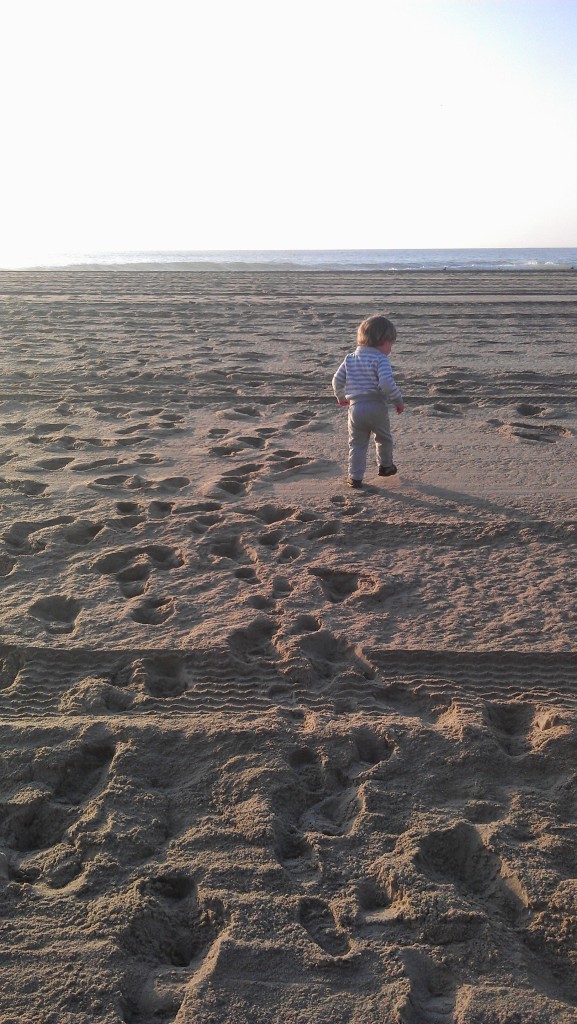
[2, 263, 577, 273]
[2, 246, 577, 273]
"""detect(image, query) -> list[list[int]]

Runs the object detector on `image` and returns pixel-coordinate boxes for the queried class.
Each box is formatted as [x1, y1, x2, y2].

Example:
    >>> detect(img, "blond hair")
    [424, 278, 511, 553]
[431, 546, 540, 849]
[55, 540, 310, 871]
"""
[357, 315, 396, 348]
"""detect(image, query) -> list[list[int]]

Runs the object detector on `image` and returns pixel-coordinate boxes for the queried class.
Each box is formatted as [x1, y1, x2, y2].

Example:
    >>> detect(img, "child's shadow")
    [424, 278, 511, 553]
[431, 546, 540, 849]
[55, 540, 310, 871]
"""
[381, 477, 524, 521]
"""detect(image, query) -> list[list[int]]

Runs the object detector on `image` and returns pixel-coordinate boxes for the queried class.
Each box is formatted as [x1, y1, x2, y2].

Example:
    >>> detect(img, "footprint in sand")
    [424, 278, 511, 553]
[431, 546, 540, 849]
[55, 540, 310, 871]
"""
[209, 442, 246, 456]
[214, 463, 263, 497]
[62, 520, 105, 545]
[308, 566, 360, 602]
[235, 566, 259, 584]
[70, 457, 120, 472]
[508, 421, 569, 443]
[300, 781, 360, 839]
[492, 419, 571, 444]
[50, 733, 116, 804]
[287, 614, 321, 634]
[95, 545, 183, 576]
[218, 404, 260, 421]
[275, 731, 386, 891]
[483, 701, 536, 757]
[2, 419, 27, 433]
[116, 561, 150, 598]
[35, 457, 75, 470]
[110, 513, 147, 532]
[0, 650, 24, 690]
[90, 473, 189, 493]
[273, 763, 323, 880]
[118, 875, 225, 1022]
[351, 726, 393, 769]
[397, 950, 457, 1024]
[285, 409, 318, 429]
[0, 553, 16, 577]
[189, 511, 222, 535]
[236, 434, 266, 450]
[115, 434, 150, 447]
[114, 872, 224, 966]
[3, 517, 73, 553]
[32, 421, 70, 435]
[187, 500, 223, 514]
[272, 575, 292, 597]
[298, 897, 350, 956]
[267, 449, 299, 461]
[129, 595, 174, 625]
[285, 629, 377, 694]
[299, 729, 388, 838]
[431, 401, 463, 417]
[251, 503, 295, 525]
[277, 544, 300, 563]
[94, 545, 183, 598]
[1, 731, 114, 871]
[134, 454, 162, 468]
[148, 500, 174, 519]
[207, 532, 256, 565]
[91, 473, 133, 488]
[416, 821, 528, 924]
[247, 593, 275, 610]
[228, 615, 279, 657]
[2, 789, 74, 865]
[157, 412, 185, 429]
[0, 477, 48, 496]
[355, 874, 395, 931]
[28, 595, 81, 634]
[515, 403, 546, 417]
[306, 521, 341, 541]
[258, 528, 284, 549]
[154, 476, 190, 493]
[116, 500, 142, 516]
[124, 653, 189, 697]
[266, 449, 312, 475]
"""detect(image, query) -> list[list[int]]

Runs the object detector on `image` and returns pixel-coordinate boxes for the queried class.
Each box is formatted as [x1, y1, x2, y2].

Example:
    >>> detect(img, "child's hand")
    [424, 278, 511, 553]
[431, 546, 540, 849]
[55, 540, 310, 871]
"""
[396, 403, 405, 414]
[337, 400, 350, 407]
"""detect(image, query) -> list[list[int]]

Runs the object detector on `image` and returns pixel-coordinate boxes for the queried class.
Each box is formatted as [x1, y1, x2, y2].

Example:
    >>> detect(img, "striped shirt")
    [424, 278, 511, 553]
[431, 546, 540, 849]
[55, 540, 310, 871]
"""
[332, 347, 403, 404]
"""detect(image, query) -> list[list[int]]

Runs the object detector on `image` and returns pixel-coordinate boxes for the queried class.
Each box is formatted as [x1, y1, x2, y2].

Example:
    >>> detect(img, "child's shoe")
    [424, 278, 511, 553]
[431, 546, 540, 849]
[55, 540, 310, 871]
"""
[378, 464, 397, 477]
[347, 477, 363, 489]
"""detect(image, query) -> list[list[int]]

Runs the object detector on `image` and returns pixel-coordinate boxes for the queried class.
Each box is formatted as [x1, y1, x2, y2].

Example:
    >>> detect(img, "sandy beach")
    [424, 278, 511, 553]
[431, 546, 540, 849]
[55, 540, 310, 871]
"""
[1, 267, 576, 1023]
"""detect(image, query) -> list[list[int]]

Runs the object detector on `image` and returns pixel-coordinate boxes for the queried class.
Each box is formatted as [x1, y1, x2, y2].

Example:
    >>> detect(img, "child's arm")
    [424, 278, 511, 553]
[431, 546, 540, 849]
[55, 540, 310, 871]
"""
[332, 361, 349, 405]
[376, 354, 403, 408]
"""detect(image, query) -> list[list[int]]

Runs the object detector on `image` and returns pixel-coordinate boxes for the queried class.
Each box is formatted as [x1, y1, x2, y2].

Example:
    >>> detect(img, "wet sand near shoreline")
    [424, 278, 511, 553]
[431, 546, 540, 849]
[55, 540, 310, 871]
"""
[1, 268, 576, 1023]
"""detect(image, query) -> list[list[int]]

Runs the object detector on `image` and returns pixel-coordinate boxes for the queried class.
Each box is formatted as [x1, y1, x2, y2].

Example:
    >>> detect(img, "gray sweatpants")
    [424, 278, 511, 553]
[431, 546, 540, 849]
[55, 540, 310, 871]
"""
[348, 396, 393, 480]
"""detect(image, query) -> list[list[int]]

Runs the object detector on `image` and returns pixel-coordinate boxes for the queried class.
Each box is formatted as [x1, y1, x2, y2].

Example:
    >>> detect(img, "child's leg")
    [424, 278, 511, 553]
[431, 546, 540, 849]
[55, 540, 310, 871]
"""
[372, 405, 394, 467]
[348, 404, 371, 480]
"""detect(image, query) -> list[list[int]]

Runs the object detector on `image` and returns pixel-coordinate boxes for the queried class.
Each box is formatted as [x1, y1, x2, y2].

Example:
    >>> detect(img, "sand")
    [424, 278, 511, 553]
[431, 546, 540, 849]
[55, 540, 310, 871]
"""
[0, 267, 576, 1023]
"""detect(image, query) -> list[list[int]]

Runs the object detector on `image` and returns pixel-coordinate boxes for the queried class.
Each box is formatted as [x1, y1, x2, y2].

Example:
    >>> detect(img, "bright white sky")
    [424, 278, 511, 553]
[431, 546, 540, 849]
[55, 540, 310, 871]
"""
[1, 0, 576, 262]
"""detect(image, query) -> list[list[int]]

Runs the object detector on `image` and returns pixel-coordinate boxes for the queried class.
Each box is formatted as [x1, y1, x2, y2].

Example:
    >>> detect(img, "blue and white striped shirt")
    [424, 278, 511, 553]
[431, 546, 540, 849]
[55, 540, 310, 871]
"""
[332, 347, 403, 404]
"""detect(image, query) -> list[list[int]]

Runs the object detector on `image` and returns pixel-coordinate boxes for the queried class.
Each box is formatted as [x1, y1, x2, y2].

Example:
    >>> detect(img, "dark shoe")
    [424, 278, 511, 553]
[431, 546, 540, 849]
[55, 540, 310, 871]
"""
[347, 477, 363, 489]
[378, 464, 397, 477]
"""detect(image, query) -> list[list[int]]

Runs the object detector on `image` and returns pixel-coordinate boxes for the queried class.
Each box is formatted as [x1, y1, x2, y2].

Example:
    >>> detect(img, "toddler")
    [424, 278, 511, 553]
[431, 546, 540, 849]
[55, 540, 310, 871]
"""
[332, 315, 404, 488]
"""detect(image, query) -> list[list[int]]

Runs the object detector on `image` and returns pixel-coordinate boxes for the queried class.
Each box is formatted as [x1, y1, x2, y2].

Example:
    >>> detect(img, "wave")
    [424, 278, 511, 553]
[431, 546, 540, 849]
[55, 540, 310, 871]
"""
[3, 248, 577, 272]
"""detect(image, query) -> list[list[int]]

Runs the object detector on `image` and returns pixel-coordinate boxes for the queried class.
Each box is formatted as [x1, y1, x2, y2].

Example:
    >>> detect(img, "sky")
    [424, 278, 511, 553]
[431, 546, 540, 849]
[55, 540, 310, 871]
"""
[1, 0, 576, 262]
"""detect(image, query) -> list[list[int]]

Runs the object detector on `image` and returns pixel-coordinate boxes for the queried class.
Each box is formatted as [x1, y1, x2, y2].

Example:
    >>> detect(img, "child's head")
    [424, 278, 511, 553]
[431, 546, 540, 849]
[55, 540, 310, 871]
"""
[357, 315, 396, 349]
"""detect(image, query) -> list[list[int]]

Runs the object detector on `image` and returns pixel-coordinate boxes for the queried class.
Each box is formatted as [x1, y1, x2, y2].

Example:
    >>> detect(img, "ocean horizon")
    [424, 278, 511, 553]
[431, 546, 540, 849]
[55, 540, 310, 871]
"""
[2, 247, 577, 272]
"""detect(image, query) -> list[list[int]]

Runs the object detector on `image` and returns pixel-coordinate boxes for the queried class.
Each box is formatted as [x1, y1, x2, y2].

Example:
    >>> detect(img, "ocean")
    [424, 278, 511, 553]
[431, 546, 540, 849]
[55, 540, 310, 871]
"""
[4, 248, 577, 271]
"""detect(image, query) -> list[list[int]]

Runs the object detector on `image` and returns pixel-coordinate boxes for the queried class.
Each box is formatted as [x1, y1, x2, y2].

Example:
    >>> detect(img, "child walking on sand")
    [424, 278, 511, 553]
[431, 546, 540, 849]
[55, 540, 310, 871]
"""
[332, 315, 404, 488]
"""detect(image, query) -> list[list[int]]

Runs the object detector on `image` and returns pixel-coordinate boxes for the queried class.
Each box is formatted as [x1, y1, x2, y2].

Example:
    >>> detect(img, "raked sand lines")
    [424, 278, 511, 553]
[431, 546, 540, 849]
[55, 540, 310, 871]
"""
[1, 642, 576, 720]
